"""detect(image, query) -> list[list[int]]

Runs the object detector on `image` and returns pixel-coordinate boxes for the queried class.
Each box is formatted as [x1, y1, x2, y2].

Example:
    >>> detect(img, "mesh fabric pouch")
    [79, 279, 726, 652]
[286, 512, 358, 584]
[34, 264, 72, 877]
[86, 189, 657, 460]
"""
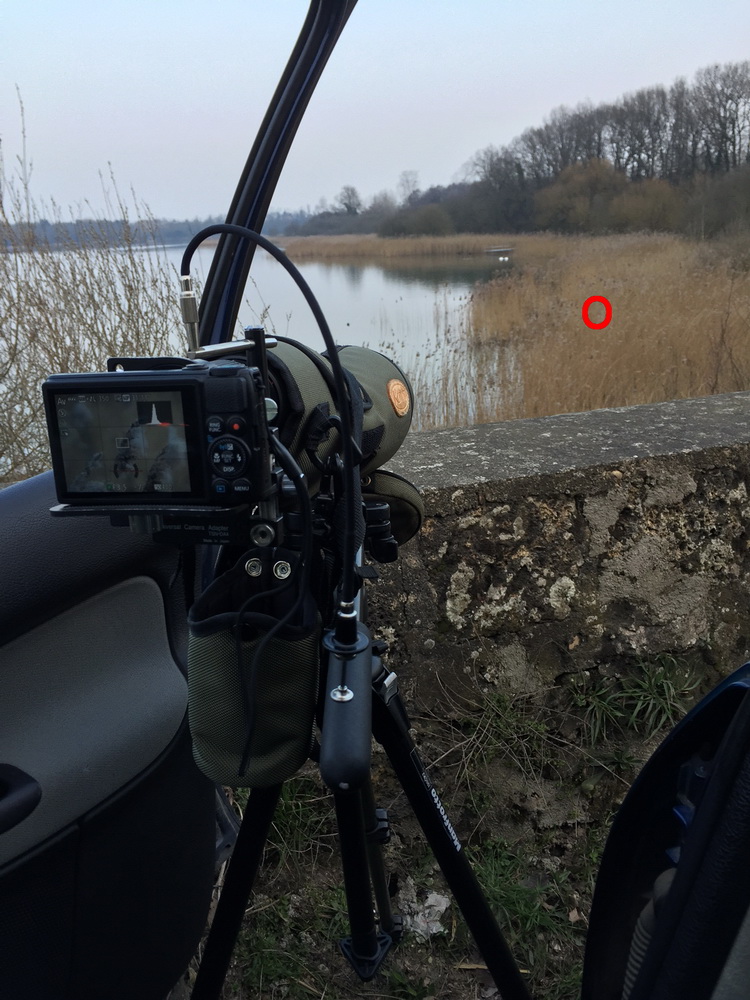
[187, 548, 320, 788]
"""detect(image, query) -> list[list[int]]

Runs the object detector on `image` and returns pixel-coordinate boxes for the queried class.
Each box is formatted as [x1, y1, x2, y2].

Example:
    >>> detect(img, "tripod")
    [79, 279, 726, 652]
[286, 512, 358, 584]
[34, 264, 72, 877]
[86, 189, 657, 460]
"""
[189, 630, 533, 1000]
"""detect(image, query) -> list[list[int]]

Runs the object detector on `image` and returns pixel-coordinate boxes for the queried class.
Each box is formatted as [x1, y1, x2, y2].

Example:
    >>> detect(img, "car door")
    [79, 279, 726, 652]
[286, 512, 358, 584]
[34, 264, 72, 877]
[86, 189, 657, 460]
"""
[0, 470, 216, 1000]
[0, 8, 359, 997]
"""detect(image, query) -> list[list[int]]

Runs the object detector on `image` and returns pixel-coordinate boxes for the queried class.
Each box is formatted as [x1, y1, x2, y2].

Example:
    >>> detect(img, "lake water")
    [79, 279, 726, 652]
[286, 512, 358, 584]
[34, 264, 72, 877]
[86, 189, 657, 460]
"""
[175, 246, 498, 350]
[171, 246, 507, 429]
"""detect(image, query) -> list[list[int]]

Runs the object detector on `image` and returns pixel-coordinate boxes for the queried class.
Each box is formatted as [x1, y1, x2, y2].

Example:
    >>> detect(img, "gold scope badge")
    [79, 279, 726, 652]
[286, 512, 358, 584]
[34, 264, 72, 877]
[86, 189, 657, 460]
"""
[386, 379, 411, 417]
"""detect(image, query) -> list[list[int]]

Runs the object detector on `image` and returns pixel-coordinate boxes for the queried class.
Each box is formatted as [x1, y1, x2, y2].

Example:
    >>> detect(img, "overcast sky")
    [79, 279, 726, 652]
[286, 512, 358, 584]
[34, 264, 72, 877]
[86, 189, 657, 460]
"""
[3, 1, 749, 220]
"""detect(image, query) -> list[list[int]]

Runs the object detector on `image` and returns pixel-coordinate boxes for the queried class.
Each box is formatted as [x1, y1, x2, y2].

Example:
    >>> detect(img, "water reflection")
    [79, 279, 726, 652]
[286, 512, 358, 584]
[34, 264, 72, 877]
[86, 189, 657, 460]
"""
[307, 255, 505, 290]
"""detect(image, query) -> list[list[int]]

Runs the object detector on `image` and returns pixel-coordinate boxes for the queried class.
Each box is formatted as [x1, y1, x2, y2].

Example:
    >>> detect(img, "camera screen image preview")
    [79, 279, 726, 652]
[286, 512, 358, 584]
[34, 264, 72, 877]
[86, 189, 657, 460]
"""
[55, 390, 192, 495]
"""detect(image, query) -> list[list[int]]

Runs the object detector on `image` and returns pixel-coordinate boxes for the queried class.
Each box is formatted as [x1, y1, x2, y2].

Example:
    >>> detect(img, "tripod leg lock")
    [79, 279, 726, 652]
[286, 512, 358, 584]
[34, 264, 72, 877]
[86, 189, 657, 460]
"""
[366, 807, 391, 845]
[387, 914, 404, 945]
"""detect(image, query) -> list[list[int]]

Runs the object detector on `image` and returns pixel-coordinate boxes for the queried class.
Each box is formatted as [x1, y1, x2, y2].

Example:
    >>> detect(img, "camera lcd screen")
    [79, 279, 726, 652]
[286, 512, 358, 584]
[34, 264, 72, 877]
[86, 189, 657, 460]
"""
[51, 388, 196, 498]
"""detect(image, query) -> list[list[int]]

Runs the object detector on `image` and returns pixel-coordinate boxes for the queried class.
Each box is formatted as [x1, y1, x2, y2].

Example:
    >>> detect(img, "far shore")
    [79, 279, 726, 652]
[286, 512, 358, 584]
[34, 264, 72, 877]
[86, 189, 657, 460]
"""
[280, 232, 512, 260]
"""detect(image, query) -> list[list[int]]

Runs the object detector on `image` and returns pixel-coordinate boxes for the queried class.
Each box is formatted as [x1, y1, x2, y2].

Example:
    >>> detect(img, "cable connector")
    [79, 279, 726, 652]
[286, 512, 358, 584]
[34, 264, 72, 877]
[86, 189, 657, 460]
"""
[179, 274, 200, 353]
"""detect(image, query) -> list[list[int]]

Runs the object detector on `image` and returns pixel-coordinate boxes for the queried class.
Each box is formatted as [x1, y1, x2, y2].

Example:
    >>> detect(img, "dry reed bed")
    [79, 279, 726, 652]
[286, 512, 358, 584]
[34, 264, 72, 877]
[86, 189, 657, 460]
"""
[467, 232, 750, 422]
[282, 233, 506, 260]
[282, 232, 750, 430]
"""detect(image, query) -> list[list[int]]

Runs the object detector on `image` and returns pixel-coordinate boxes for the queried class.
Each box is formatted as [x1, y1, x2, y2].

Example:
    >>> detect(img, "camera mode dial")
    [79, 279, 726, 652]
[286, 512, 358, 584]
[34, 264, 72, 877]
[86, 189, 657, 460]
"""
[208, 434, 249, 478]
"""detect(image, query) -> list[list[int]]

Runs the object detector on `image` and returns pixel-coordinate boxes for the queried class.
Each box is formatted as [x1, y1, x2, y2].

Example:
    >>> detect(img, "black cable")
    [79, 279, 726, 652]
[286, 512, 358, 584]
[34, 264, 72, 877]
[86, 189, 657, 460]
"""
[182, 223, 360, 627]
[197, 0, 358, 350]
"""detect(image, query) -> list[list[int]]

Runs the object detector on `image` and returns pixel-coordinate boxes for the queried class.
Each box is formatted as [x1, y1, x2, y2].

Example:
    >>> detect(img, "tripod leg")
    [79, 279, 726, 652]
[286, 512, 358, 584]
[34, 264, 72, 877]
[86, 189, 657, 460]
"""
[333, 788, 393, 980]
[372, 668, 533, 1000]
[191, 783, 282, 1000]
[361, 779, 402, 942]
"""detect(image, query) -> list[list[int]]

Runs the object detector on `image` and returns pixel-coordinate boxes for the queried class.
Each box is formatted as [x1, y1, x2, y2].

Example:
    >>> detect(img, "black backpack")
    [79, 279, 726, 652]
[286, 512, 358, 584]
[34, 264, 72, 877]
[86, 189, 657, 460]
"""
[583, 663, 750, 1000]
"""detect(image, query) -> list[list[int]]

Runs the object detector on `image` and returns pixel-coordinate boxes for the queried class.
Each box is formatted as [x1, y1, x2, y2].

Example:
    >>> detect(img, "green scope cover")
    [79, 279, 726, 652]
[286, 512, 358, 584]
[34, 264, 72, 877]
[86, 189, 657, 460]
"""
[267, 341, 414, 494]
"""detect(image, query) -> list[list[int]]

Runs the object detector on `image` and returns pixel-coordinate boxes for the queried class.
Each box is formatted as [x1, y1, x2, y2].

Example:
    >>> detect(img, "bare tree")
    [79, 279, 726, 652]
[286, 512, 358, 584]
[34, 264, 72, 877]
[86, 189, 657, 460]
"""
[397, 170, 420, 207]
[694, 62, 750, 172]
[334, 185, 363, 215]
[368, 189, 398, 215]
[664, 78, 701, 181]
[606, 87, 670, 180]
[467, 143, 535, 230]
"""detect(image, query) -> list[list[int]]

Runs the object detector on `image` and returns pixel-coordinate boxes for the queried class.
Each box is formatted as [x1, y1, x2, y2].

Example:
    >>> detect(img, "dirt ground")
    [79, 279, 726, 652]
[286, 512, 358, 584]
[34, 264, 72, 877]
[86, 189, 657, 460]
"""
[169, 665, 647, 1000]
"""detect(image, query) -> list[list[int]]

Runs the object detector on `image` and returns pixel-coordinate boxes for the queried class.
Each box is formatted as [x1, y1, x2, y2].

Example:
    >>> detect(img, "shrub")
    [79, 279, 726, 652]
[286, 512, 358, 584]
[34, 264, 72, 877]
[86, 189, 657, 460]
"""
[379, 204, 455, 237]
[0, 174, 178, 487]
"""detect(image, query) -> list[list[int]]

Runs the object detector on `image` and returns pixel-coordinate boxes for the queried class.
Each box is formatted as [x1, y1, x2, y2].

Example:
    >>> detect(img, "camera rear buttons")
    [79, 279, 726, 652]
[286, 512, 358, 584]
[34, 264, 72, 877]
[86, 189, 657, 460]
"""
[208, 435, 248, 478]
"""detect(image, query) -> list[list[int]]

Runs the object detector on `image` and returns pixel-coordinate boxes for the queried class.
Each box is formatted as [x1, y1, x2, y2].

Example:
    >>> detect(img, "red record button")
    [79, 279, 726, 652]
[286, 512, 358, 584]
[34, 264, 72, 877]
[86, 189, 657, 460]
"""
[227, 415, 246, 434]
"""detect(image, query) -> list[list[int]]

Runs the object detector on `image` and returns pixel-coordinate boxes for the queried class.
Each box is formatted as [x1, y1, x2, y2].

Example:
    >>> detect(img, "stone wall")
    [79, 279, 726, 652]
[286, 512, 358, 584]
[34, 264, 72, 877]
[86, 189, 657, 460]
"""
[370, 392, 750, 711]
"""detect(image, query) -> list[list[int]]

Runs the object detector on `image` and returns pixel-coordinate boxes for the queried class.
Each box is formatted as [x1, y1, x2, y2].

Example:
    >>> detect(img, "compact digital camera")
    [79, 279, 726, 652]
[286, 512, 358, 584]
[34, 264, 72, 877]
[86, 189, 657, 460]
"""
[43, 359, 271, 509]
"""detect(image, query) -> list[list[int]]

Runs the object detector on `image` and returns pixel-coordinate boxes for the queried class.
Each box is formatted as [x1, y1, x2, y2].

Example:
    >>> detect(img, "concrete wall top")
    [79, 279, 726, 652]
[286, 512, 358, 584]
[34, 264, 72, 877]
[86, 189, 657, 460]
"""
[390, 392, 750, 490]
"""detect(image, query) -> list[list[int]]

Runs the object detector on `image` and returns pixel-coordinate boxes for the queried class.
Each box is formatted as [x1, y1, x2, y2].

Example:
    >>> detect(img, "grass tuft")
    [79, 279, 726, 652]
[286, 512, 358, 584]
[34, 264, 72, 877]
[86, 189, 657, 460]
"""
[570, 654, 700, 746]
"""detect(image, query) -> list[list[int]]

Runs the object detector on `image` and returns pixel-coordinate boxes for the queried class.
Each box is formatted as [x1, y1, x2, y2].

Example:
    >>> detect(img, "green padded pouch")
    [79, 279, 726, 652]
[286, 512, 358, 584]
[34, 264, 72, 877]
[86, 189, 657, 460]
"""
[187, 548, 320, 789]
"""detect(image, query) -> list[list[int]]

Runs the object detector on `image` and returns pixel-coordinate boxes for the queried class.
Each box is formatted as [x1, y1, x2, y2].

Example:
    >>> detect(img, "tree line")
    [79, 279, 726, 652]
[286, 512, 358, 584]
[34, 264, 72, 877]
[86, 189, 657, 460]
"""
[289, 60, 750, 239]
[0, 210, 308, 250]
[5, 60, 748, 246]
[0, 214, 224, 250]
